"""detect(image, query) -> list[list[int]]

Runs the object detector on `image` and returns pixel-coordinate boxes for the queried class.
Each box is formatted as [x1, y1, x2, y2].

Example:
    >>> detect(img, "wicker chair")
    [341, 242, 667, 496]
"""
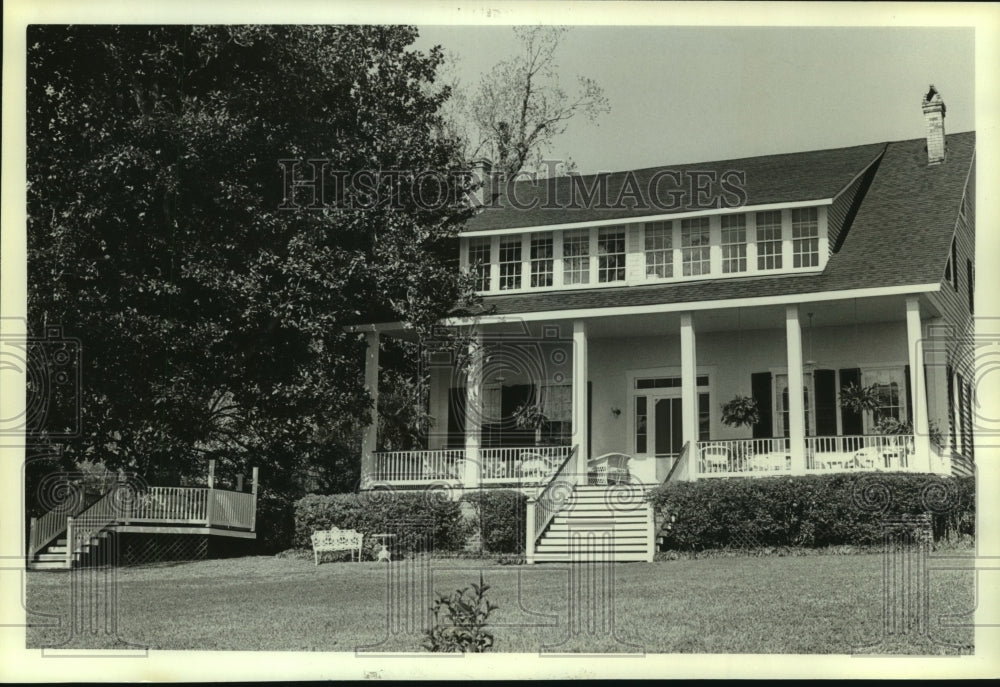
[587, 452, 632, 485]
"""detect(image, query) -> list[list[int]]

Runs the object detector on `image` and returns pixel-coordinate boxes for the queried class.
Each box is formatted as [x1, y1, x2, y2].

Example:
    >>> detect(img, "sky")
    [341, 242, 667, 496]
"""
[413, 26, 975, 175]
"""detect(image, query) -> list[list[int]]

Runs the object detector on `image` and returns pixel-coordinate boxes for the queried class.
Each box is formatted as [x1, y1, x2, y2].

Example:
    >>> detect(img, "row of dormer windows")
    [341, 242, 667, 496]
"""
[464, 207, 823, 293]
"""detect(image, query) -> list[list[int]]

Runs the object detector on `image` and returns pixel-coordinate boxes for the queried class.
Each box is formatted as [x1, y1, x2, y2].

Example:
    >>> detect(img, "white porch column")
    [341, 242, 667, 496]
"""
[906, 297, 932, 472]
[785, 305, 807, 474]
[464, 331, 483, 488]
[572, 320, 589, 478]
[680, 313, 698, 479]
[360, 332, 380, 486]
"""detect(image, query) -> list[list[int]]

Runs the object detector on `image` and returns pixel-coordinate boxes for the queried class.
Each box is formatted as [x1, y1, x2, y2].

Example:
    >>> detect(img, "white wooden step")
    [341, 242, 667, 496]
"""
[29, 561, 70, 570]
[529, 552, 651, 563]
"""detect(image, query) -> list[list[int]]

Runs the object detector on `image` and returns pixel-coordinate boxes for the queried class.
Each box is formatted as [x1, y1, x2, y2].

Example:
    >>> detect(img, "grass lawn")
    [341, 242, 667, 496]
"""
[25, 551, 974, 654]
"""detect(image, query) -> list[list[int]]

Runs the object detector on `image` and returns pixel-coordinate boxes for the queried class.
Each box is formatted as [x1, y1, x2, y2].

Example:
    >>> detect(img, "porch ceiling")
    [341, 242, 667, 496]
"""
[581, 293, 927, 339]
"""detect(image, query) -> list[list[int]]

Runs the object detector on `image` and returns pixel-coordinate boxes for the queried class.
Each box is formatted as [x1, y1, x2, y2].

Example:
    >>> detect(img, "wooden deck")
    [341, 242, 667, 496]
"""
[28, 469, 259, 569]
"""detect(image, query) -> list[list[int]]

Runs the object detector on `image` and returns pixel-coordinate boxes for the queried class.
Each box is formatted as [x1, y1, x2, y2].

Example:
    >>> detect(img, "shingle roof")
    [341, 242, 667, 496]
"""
[465, 141, 888, 232]
[466, 132, 974, 317]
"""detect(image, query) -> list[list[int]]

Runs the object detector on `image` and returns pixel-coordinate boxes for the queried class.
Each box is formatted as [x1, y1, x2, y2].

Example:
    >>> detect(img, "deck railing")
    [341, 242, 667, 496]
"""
[123, 486, 210, 523]
[208, 490, 256, 529]
[28, 494, 92, 558]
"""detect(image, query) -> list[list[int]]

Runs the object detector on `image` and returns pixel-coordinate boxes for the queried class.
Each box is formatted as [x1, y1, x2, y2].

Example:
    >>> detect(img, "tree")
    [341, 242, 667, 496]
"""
[27, 26, 477, 547]
[446, 26, 610, 178]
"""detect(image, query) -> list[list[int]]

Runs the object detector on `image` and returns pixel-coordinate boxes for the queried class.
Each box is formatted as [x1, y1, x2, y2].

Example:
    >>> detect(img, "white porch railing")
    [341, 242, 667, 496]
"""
[695, 438, 791, 476]
[479, 446, 573, 484]
[694, 435, 922, 477]
[372, 446, 574, 486]
[806, 435, 916, 471]
[373, 449, 466, 483]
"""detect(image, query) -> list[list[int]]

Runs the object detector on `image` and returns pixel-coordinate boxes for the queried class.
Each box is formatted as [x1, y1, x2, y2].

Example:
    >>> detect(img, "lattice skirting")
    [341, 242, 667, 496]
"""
[119, 533, 209, 566]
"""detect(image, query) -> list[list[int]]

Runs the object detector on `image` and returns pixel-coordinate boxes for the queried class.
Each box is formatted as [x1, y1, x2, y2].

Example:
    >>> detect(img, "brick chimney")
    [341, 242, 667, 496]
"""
[921, 84, 946, 165]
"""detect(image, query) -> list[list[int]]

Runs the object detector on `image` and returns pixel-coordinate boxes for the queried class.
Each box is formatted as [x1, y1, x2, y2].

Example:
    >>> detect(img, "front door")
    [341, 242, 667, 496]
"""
[653, 396, 684, 457]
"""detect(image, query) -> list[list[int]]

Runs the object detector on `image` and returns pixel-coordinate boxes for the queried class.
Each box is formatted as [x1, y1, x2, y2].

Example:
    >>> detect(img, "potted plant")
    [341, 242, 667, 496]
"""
[721, 395, 760, 429]
[838, 382, 882, 417]
[720, 396, 759, 469]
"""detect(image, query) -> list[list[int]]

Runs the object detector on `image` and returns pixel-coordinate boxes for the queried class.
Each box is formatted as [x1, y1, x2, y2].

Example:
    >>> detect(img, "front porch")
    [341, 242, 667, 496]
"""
[357, 292, 968, 492]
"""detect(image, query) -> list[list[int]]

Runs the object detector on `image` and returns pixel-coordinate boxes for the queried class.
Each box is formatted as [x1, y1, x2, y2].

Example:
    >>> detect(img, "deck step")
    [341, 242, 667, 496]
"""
[28, 561, 70, 570]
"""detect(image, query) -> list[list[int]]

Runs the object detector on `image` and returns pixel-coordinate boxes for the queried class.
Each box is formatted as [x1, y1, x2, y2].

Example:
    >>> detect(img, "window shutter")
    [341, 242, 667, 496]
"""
[750, 372, 773, 438]
[904, 364, 912, 425]
[839, 368, 863, 435]
[946, 364, 955, 446]
[813, 369, 838, 436]
[448, 387, 466, 448]
[587, 382, 593, 459]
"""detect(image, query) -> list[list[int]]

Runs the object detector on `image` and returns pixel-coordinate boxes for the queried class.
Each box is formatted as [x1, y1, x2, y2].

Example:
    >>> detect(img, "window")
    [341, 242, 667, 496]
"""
[635, 375, 709, 389]
[635, 396, 647, 453]
[862, 368, 907, 430]
[563, 229, 590, 285]
[538, 383, 572, 444]
[530, 233, 553, 287]
[681, 218, 710, 276]
[498, 236, 522, 290]
[598, 226, 626, 282]
[756, 211, 783, 270]
[467, 238, 491, 291]
[791, 207, 819, 268]
[644, 221, 673, 279]
[776, 372, 813, 437]
[721, 214, 747, 273]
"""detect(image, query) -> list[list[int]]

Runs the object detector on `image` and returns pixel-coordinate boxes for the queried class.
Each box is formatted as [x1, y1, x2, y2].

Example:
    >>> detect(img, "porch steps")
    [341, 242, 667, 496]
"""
[28, 532, 109, 571]
[530, 485, 653, 563]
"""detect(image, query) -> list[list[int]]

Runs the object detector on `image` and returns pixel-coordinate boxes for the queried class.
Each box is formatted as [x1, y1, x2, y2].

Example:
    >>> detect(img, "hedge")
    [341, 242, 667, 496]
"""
[648, 473, 974, 551]
[294, 491, 467, 555]
[461, 490, 528, 554]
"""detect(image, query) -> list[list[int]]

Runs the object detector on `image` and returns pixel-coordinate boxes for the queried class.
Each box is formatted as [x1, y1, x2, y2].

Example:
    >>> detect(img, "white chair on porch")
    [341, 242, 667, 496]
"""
[587, 453, 632, 485]
[517, 452, 555, 479]
[699, 446, 731, 473]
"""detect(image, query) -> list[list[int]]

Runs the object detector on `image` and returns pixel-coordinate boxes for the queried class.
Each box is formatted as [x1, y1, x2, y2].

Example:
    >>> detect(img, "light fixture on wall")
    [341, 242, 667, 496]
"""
[611, 406, 622, 418]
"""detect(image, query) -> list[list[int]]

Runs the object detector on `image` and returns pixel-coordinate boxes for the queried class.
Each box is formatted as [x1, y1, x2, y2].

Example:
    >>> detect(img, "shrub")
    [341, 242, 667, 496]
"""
[461, 490, 527, 554]
[648, 473, 974, 551]
[422, 574, 498, 653]
[293, 491, 467, 555]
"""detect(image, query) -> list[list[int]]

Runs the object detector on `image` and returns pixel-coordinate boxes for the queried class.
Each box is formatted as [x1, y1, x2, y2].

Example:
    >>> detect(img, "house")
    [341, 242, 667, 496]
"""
[353, 87, 976, 562]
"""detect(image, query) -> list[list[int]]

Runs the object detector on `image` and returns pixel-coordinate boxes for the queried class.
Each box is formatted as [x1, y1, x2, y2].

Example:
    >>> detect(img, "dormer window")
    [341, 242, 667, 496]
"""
[498, 236, 522, 290]
[721, 214, 747, 274]
[468, 237, 491, 292]
[681, 217, 711, 276]
[792, 207, 820, 268]
[598, 226, 626, 282]
[462, 204, 828, 294]
[530, 233, 554, 287]
[563, 229, 590, 285]
[756, 211, 783, 270]
[644, 221, 673, 278]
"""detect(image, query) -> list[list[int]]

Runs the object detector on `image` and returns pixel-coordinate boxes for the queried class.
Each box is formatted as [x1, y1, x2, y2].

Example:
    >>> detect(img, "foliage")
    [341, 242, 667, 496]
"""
[422, 573, 498, 652]
[293, 492, 467, 555]
[443, 26, 610, 177]
[27, 26, 478, 529]
[461, 490, 528, 554]
[720, 396, 760, 428]
[648, 474, 975, 550]
[838, 382, 882, 416]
